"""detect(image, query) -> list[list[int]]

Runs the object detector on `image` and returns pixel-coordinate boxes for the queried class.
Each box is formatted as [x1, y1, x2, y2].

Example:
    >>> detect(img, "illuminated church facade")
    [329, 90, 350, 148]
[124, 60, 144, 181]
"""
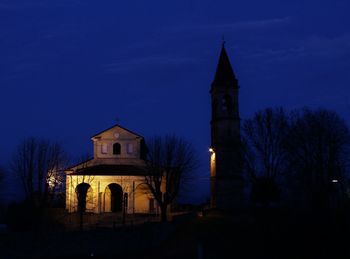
[65, 125, 157, 214]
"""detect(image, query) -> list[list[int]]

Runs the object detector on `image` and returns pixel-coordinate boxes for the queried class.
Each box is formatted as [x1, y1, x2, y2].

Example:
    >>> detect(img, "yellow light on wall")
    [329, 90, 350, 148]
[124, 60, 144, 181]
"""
[210, 148, 216, 177]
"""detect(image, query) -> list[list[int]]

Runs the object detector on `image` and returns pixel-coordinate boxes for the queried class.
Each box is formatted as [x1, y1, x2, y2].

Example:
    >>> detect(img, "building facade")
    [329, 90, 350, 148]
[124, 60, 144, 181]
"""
[65, 125, 157, 214]
[210, 43, 244, 210]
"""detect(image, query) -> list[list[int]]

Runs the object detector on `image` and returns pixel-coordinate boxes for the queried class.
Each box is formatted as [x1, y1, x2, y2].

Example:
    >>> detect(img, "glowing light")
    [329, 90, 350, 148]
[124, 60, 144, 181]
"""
[210, 149, 216, 177]
[332, 179, 338, 183]
[48, 174, 57, 188]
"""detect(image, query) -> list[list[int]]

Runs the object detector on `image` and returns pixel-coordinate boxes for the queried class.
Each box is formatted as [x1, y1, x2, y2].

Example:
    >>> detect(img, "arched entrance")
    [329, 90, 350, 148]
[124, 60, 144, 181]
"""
[104, 183, 123, 212]
[76, 183, 92, 212]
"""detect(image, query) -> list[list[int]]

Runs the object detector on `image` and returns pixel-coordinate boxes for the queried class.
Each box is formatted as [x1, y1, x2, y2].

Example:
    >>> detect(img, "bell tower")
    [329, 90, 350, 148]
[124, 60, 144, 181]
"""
[210, 42, 243, 210]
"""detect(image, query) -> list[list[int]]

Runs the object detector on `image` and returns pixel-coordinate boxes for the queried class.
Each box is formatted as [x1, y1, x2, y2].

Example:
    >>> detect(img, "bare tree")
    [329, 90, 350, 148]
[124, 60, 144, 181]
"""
[285, 108, 350, 210]
[144, 135, 198, 222]
[242, 107, 289, 206]
[11, 137, 68, 207]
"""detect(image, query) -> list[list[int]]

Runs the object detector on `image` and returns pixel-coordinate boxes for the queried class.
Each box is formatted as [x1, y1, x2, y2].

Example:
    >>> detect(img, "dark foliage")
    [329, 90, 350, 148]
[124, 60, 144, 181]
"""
[5, 199, 66, 232]
[5, 200, 41, 231]
[250, 177, 280, 206]
[285, 108, 350, 210]
[242, 107, 289, 207]
[243, 107, 350, 210]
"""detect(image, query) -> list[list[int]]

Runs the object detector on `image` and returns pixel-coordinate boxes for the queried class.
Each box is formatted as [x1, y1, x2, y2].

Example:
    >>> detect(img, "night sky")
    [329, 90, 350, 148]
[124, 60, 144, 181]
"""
[1, 0, 350, 203]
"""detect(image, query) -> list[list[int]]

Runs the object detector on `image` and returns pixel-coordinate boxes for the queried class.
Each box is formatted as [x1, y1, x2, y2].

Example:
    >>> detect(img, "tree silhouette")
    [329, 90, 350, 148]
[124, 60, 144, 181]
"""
[144, 135, 198, 222]
[11, 137, 68, 208]
[285, 108, 350, 210]
[242, 107, 289, 207]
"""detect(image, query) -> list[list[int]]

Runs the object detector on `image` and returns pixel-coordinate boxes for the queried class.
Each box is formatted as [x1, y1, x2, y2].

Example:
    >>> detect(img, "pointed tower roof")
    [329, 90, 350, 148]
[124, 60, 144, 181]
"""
[212, 42, 238, 87]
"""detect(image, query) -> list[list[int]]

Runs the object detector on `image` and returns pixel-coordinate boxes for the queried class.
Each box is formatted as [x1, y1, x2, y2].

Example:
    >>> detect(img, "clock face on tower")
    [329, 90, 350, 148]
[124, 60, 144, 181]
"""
[114, 132, 120, 139]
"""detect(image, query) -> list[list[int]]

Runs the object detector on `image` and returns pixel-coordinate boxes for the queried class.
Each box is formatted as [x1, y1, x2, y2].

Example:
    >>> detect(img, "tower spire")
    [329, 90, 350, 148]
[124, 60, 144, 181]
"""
[212, 42, 237, 87]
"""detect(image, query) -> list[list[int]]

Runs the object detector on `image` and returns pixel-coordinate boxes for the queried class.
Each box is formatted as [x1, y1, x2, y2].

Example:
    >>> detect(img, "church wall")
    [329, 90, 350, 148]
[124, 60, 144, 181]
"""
[66, 175, 156, 214]
[134, 183, 155, 213]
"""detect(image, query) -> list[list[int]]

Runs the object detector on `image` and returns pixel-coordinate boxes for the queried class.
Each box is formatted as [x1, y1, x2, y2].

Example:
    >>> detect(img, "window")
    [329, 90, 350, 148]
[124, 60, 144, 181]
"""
[221, 97, 228, 111]
[222, 94, 232, 112]
[101, 143, 108, 154]
[127, 143, 133, 154]
[113, 143, 121, 155]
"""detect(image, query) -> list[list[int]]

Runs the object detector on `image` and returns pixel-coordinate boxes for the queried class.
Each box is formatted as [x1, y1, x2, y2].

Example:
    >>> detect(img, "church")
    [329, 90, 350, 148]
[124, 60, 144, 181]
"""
[65, 125, 157, 214]
[65, 43, 243, 214]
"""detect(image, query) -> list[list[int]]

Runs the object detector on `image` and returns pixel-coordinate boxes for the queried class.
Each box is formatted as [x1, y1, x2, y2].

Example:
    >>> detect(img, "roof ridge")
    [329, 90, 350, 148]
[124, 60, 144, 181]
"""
[91, 123, 144, 139]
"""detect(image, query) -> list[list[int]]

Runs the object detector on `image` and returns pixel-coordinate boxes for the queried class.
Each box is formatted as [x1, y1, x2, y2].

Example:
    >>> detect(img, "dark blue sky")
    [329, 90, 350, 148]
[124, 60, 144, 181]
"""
[1, 0, 350, 203]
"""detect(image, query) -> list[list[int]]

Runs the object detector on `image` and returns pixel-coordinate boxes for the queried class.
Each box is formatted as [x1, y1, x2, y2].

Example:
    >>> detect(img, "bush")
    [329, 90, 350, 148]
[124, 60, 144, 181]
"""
[251, 177, 280, 207]
[5, 200, 41, 231]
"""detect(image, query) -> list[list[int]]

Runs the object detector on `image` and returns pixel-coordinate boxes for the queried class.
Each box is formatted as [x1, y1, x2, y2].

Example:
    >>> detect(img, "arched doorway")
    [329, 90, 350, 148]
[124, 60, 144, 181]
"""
[76, 183, 92, 212]
[104, 183, 123, 212]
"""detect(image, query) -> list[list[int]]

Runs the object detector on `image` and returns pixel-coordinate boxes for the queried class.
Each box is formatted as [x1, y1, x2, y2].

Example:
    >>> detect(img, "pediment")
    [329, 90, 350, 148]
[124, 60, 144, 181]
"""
[91, 124, 143, 141]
